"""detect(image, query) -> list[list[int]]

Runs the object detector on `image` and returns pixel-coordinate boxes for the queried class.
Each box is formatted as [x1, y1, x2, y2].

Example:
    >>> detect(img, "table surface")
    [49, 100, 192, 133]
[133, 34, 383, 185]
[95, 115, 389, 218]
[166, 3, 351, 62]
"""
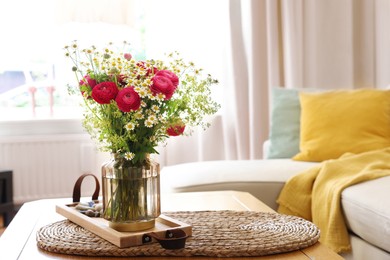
[0, 190, 343, 260]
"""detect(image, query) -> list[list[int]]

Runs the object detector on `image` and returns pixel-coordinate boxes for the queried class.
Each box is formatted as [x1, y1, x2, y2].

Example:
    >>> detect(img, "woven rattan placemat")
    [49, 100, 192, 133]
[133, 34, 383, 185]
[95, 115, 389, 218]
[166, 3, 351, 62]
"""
[37, 210, 320, 257]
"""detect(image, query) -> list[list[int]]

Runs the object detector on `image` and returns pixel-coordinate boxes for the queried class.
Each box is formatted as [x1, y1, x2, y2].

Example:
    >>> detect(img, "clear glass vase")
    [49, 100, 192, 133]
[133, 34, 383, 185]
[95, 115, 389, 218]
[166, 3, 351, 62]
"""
[101, 154, 161, 231]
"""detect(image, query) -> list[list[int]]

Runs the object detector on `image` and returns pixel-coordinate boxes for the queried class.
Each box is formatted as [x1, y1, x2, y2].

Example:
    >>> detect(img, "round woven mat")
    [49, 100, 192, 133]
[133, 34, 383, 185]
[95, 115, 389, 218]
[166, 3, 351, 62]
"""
[37, 210, 320, 257]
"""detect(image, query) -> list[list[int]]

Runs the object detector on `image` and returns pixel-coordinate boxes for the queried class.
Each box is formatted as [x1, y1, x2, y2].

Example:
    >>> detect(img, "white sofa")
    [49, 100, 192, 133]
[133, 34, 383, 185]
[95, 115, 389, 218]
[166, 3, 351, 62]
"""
[160, 141, 390, 260]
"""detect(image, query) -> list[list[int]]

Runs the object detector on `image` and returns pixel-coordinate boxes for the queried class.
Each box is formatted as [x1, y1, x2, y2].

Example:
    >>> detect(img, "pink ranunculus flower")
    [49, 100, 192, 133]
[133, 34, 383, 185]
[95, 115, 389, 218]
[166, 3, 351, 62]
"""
[151, 75, 176, 100]
[124, 53, 132, 61]
[155, 70, 179, 87]
[91, 82, 119, 104]
[115, 87, 141, 112]
[79, 75, 97, 97]
[79, 75, 97, 88]
[167, 125, 186, 136]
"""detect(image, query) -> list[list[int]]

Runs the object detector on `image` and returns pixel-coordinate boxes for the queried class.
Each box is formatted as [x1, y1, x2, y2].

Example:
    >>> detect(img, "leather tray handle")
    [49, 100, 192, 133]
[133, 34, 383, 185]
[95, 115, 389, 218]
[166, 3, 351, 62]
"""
[72, 173, 100, 203]
[143, 229, 188, 249]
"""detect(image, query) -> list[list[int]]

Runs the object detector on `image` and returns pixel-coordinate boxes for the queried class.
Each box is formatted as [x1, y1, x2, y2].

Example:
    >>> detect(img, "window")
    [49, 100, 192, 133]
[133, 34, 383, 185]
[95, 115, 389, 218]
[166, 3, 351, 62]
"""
[0, 0, 227, 122]
[0, 0, 145, 120]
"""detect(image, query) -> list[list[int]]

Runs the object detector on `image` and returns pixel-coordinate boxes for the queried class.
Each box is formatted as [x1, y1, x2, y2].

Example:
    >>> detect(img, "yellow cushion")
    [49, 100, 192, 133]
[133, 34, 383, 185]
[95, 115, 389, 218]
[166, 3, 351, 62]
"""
[293, 89, 390, 162]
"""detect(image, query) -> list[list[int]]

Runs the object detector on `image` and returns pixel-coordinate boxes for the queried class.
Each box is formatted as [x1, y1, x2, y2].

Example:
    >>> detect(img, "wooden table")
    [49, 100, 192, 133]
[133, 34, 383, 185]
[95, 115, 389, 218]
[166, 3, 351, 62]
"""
[0, 190, 343, 259]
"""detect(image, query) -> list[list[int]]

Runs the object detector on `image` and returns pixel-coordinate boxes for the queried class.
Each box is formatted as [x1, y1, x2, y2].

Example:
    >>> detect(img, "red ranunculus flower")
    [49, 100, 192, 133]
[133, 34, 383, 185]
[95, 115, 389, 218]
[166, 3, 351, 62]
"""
[115, 87, 141, 112]
[91, 82, 118, 104]
[167, 125, 186, 136]
[151, 76, 176, 100]
[155, 70, 179, 87]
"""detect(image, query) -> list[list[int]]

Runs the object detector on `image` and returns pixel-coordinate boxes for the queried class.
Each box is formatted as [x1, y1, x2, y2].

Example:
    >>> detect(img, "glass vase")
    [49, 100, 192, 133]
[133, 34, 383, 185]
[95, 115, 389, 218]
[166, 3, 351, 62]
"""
[101, 154, 161, 232]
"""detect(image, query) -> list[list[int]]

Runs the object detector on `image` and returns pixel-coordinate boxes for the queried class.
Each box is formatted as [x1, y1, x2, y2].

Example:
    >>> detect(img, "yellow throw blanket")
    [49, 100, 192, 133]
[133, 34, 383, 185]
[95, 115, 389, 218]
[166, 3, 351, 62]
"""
[277, 148, 390, 253]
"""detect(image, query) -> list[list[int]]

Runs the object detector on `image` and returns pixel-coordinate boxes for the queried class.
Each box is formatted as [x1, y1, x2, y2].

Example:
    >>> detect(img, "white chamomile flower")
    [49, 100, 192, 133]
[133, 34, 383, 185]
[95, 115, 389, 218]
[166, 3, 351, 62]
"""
[125, 122, 135, 131]
[141, 101, 147, 107]
[148, 114, 157, 124]
[145, 78, 152, 85]
[124, 152, 135, 160]
[134, 112, 144, 120]
[157, 93, 165, 101]
[159, 115, 167, 124]
[151, 105, 159, 113]
[134, 86, 142, 92]
[138, 88, 148, 98]
[145, 120, 154, 128]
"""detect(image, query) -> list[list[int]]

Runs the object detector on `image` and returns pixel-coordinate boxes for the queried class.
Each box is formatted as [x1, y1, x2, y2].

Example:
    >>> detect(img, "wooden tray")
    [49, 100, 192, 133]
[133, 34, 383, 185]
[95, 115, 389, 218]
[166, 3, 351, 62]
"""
[56, 202, 192, 248]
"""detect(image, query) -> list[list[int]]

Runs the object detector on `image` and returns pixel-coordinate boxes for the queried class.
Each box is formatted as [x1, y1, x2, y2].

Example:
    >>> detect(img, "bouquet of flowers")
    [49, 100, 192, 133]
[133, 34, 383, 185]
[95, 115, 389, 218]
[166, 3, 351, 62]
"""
[64, 41, 220, 166]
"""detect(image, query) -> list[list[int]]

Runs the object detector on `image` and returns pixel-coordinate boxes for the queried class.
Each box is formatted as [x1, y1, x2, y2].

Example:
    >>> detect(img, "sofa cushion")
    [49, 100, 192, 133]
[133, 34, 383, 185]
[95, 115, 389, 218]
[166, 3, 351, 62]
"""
[342, 176, 390, 253]
[294, 89, 390, 162]
[266, 87, 325, 159]
[267, 87, 301, 159]
[161, 159, 317, 210]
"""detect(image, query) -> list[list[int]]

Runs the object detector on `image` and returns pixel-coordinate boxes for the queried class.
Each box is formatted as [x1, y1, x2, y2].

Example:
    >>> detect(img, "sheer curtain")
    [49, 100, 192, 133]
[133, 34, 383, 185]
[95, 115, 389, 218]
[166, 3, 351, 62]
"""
[276, 0, 390, 89]
[146, 0, 390, 167]
[220, 0, 390, 163]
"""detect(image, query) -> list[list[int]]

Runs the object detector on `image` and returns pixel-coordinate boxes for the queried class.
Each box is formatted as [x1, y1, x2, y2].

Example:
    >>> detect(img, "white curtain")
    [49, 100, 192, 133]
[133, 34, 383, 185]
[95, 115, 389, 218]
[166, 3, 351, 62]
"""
[277, 0, 390, 89]
[219, 0, 390, 162]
